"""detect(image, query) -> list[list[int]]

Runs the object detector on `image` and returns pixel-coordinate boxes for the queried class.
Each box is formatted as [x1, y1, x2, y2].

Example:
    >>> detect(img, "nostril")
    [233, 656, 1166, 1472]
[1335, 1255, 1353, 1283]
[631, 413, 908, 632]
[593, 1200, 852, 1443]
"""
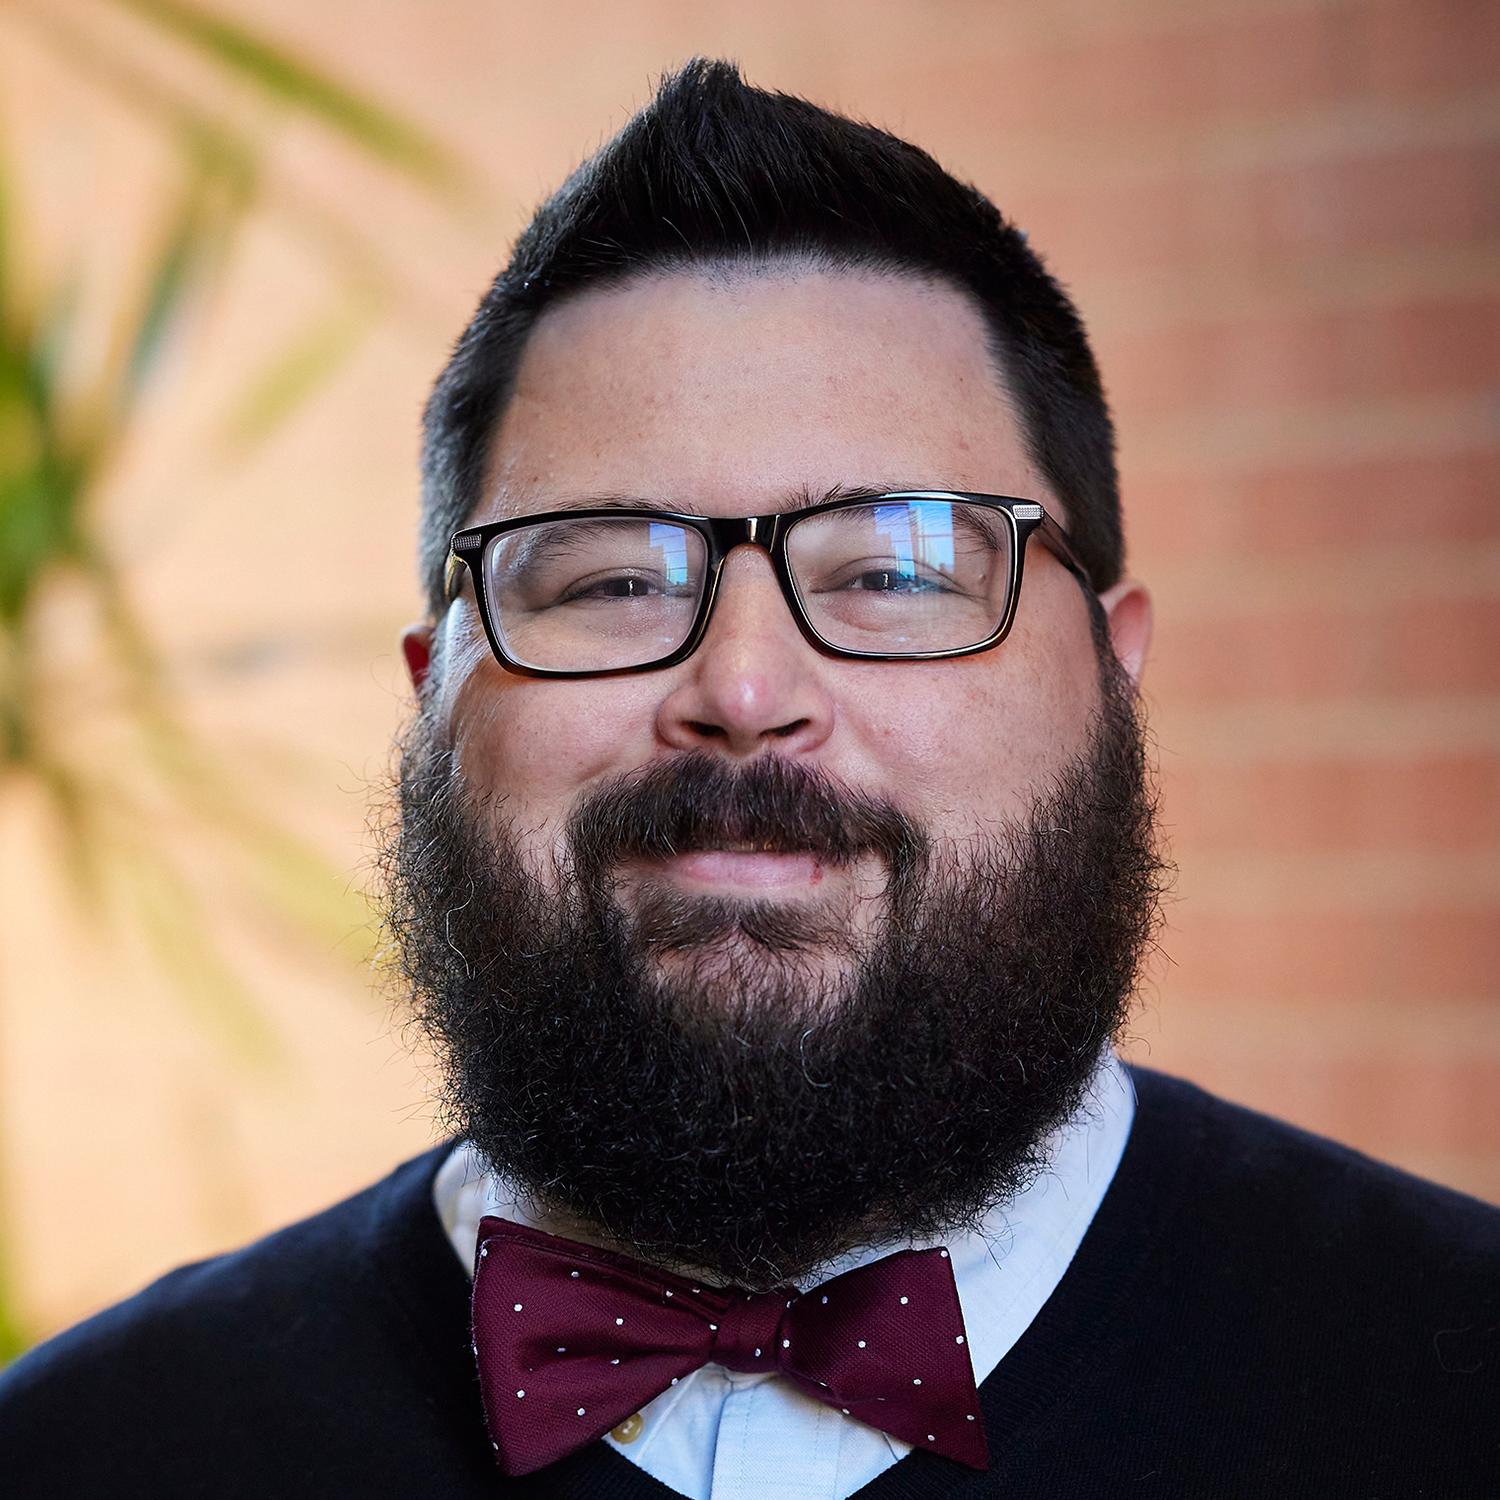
[685, 720, 728, 740]
[769, 719, 808, 739]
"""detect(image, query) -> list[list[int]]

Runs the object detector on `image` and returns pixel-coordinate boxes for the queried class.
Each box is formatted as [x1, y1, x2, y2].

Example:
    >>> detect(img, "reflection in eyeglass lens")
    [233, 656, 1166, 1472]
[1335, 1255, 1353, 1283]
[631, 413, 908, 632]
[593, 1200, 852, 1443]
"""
[786, 500, 1012, 652]
[485, 517, 708, 670]
[478, 500, 1016, 670]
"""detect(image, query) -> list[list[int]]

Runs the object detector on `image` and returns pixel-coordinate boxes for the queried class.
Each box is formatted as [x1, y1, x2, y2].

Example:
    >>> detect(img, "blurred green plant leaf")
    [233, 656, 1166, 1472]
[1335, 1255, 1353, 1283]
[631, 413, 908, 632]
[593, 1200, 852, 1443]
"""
[224, 293, 374, 448]
[108, 0, 465, 193]
[0, 0, 469, 1357]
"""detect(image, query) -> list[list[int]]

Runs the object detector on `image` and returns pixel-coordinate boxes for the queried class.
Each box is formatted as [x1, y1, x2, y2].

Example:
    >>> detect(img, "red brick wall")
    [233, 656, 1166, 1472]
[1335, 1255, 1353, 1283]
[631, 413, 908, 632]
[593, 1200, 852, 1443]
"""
[874, 0, 1500, 1198]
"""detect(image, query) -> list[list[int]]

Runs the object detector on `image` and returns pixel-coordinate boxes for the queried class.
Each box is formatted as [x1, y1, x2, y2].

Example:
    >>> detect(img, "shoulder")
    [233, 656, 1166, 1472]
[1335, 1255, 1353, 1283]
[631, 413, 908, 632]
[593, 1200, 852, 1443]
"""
[976, 1069, 1500, 1492]
[1126, 1065, 1500, 1287]
[1120, 1069, 1498, 1470]
[0, 1145, 496, 1499]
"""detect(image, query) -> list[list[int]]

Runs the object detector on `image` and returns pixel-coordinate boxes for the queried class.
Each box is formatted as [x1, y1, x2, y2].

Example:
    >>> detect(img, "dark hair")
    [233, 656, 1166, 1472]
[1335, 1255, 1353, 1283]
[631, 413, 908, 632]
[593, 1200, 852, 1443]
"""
[419, 60, 1121, 615]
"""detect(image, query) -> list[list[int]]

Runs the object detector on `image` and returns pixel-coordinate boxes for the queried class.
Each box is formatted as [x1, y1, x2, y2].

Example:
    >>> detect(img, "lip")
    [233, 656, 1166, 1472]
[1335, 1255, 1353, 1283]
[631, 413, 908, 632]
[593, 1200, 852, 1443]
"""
[632, 849, 829, 894]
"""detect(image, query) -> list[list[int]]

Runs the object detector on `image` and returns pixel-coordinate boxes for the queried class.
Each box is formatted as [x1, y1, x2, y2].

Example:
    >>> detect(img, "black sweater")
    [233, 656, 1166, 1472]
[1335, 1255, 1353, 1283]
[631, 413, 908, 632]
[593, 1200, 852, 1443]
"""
[2, 1069, 1497, 1498]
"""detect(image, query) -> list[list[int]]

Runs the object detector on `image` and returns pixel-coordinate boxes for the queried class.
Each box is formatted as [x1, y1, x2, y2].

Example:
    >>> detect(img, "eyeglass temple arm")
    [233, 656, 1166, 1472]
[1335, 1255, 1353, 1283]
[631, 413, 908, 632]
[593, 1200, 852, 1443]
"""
[1031, 511, 1095, 593]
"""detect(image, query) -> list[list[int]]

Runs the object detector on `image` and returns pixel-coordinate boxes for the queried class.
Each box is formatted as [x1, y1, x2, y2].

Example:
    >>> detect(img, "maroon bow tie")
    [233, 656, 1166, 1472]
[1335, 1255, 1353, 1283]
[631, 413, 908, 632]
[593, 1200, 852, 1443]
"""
[470, 1215, 989, 1477]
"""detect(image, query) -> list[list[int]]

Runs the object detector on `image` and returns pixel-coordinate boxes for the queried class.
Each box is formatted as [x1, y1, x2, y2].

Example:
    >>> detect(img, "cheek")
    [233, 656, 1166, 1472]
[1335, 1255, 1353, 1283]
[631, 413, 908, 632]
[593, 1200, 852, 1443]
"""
[845, 584, 1100, 832]
[443, 647, 663, 855]
[433, 605, 494, 702]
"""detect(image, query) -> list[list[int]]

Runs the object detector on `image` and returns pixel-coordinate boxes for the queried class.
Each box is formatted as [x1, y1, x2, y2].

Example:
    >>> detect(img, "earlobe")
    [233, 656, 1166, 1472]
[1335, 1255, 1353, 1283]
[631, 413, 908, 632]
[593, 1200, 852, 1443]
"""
[1097, 580, 1153, 686]
[401, 623, 435, 695]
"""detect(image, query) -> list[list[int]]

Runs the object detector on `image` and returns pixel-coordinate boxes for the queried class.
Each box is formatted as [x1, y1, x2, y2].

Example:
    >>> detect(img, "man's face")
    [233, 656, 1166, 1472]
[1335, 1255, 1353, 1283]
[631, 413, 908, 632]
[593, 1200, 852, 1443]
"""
[417, 269, 1147, 961]
[392, 267, 1158, 1283]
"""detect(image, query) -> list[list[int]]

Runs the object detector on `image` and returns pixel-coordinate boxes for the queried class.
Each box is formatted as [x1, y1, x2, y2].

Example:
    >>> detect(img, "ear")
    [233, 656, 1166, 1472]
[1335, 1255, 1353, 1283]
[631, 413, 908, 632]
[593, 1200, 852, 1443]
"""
[400, 623, 434, 694]
[1097, 579, 1152, 686]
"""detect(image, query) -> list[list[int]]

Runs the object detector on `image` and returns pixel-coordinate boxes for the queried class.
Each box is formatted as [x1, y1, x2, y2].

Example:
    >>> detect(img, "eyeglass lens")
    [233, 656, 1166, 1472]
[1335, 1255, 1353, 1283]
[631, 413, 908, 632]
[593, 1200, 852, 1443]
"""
[481, 499, 1017, 672]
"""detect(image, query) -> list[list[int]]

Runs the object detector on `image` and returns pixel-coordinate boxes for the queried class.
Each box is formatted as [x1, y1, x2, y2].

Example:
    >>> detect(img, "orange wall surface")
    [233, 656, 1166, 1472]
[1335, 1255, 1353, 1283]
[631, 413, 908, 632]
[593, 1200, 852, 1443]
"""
[1, 0, 1496, 1342]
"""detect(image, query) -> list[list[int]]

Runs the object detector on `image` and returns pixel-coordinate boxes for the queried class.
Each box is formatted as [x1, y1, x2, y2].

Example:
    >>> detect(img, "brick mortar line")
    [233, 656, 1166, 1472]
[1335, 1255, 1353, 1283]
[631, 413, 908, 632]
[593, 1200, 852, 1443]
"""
[957, 91, 1500, 195]
[1145, 542, 1500, 617]
[854, 0, 1419, 54]
[1173, 849, 1500, 913]
[1119, 390, 1500, 469]
[1081, 247, 1500, 334]
[1123, 999, 1500, 1052]
[1150, 694, 1500, 760]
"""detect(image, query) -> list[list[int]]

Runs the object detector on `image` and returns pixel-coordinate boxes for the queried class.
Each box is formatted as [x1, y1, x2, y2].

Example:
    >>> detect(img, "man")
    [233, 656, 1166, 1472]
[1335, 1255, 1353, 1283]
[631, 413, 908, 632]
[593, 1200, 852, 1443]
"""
[1, 61, 1495, 1498]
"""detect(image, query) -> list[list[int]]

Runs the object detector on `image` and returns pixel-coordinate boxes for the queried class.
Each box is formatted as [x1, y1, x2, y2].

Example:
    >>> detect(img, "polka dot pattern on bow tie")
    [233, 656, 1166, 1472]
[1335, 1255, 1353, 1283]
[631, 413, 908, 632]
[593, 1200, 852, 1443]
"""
[469, 1218, 989, 1477]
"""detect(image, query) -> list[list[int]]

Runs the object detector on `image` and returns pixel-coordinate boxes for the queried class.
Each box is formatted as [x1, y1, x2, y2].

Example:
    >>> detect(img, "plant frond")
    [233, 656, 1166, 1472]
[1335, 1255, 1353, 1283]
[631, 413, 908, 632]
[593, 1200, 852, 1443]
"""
[222, 290, 376, 449]
[119, 167, 248, 408]
[108, 822, 283, 1067]
[105, 0, 465, 195]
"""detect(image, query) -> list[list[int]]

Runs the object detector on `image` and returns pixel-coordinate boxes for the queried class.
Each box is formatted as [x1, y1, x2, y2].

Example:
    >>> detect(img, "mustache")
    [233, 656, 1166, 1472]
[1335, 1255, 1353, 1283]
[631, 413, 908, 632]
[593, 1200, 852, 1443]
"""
[564, 752, 929, 889]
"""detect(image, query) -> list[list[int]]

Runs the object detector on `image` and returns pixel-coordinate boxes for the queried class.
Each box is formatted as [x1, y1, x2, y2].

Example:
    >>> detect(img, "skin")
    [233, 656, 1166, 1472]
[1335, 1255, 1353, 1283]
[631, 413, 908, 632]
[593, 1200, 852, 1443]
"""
[402, 268, 1152, 974]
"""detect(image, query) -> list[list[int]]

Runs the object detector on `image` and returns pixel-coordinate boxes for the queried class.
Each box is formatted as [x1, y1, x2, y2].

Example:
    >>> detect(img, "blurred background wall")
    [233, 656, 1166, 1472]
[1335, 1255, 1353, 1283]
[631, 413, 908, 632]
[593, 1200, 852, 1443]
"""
[0, 0, 1495, 1346]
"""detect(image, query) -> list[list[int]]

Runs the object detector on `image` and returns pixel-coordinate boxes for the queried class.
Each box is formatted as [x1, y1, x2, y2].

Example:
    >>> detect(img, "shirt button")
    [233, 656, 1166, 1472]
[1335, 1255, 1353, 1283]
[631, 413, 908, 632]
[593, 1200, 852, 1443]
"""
[611, 1413, 646, 1444]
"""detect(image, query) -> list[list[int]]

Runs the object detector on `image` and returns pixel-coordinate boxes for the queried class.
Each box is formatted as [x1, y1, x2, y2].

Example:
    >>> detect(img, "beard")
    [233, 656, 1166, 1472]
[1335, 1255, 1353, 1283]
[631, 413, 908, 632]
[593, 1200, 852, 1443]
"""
[382, 645, 1165, 1290]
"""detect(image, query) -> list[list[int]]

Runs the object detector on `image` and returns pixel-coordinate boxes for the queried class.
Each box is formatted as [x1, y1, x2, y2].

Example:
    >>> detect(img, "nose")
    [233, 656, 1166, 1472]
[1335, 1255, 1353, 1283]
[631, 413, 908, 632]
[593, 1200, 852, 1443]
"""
[656, 546, 835, 759]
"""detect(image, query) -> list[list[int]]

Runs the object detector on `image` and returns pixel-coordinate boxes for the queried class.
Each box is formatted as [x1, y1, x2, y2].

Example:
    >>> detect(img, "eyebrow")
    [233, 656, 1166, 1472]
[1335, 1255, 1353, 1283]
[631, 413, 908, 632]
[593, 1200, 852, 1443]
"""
[535, 483, 940, 518]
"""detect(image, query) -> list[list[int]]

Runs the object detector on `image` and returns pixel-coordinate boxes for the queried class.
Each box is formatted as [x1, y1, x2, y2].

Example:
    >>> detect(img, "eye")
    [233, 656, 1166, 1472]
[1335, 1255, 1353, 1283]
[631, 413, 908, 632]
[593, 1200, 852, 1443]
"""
[582, 575, 658, 600]
[842, 566, 950, 595]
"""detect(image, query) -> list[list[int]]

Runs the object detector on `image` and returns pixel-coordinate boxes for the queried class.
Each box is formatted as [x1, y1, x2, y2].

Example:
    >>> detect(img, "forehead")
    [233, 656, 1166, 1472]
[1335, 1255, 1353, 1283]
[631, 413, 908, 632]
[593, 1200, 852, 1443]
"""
[479, 267, 1048, 522]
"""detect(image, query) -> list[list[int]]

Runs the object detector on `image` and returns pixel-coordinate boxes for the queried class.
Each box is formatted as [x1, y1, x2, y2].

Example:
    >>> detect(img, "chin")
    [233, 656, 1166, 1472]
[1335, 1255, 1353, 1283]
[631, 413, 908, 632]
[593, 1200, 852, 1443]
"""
[618, 876, 874, 966]
[645, 931, 857, 1005]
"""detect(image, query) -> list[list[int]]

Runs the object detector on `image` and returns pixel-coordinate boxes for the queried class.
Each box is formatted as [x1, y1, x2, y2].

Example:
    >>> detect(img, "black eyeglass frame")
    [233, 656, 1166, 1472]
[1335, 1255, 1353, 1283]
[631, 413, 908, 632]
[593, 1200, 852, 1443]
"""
[444, 491, 1093, 680]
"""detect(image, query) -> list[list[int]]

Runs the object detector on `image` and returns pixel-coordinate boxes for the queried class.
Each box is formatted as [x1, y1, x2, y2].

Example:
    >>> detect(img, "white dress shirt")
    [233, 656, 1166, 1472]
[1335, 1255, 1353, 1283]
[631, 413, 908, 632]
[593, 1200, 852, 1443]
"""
[434, 1052, 1135, 1500]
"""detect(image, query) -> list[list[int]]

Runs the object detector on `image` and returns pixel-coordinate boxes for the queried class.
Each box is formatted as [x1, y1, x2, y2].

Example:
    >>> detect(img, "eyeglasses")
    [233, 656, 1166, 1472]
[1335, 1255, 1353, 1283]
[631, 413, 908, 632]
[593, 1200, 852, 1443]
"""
[444, 491, 1092, 679]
